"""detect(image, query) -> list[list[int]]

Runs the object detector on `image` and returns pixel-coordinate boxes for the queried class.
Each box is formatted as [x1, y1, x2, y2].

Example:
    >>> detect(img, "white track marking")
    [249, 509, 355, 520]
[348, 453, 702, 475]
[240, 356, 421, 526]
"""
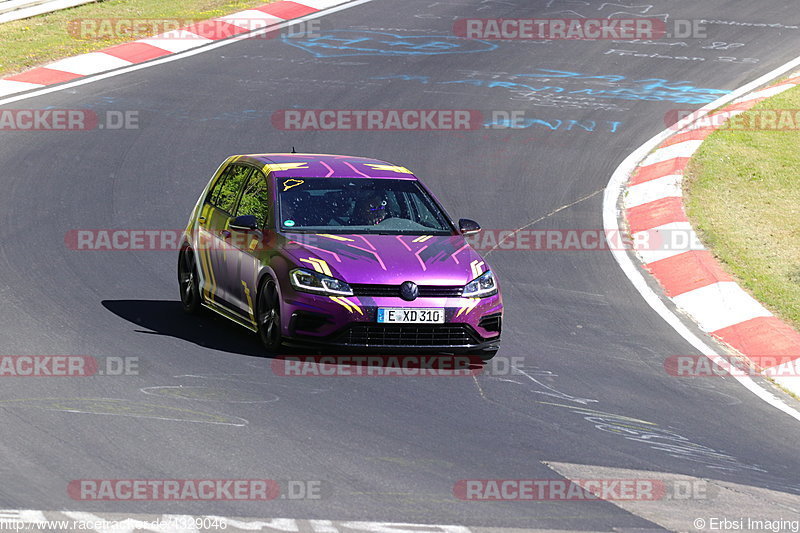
[638, 139, 703, 166]
[672, 282, 773, 332]
[0, 79, 44, 96]
[218, 11, 283, 29]
[138, 31, 213, 54]
[623, 174, 683, 208]
[632, 221, 704, 264]
[741, 83, 796, 100]
[301, 0, 355, 7]
[45, 53, 133, 76]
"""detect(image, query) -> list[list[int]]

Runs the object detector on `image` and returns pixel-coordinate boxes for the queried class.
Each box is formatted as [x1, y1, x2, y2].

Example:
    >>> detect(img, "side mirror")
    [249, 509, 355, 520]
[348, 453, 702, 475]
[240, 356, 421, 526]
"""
[458, 218, 481, 235]
[229, 215, 258, 231]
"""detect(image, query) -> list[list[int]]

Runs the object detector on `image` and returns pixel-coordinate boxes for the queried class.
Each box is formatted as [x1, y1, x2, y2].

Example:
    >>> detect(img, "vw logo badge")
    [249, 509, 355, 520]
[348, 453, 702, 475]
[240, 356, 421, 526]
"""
[400, 281, 419, 301]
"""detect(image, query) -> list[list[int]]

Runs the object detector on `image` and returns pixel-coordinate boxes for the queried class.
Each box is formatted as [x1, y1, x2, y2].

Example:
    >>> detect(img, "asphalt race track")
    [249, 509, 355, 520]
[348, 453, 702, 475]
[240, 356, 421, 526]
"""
[2, 0, 800, 530]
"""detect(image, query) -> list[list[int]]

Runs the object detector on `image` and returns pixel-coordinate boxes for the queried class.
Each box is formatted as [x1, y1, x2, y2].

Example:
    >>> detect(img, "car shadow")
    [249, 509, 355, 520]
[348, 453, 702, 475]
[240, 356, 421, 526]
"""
[102, 299, 491, 370]
[102, 299, 270, 357]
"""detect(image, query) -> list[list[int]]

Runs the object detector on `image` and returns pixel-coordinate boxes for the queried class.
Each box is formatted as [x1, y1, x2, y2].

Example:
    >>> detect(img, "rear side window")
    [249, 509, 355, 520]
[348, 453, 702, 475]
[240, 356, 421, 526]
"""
[235, 170, 270, 227]
[207, 164, 252, 213]
[207, 166, 233, 206]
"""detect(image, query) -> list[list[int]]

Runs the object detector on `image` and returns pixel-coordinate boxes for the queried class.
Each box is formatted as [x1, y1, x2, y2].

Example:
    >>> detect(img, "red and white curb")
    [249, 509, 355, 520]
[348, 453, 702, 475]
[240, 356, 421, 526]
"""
[622, 74, 800, 395]
[0, 0, 350, 98]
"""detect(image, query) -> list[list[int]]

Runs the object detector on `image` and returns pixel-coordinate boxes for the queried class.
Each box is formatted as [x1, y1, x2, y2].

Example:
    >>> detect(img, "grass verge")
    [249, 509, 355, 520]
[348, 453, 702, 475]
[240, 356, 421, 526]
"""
[0, 0, 274, 77]
[685, 85, 800, 330]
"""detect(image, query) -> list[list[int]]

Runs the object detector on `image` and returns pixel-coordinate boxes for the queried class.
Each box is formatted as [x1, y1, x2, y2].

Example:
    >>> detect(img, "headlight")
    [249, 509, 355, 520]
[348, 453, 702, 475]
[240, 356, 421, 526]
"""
[462, 270, 497, 298]
[290, 268, 353, 296]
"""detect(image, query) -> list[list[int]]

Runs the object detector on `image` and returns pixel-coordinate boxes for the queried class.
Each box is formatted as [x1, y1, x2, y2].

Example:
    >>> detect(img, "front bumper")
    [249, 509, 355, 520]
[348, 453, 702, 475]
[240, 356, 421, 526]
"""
[280, 291, 502, 352]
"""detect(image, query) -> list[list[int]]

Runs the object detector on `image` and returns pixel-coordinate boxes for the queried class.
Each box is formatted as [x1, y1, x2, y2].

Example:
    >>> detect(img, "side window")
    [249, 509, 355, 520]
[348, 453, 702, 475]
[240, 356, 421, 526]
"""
[215, 164, 252, 214]
[207, 166, 233, 206]
[236, 170, 270, 227]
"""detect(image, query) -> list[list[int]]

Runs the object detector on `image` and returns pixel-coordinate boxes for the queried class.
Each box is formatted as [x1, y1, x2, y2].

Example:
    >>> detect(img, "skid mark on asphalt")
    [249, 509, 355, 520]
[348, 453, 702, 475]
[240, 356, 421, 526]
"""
[173, 373, 331, 394]
[0, 398, 248, 426]
[545, 0, 670, 21]
[472, 362, 599, 407]
[514, 368, 598, 405]
[140, 386, 281, 403]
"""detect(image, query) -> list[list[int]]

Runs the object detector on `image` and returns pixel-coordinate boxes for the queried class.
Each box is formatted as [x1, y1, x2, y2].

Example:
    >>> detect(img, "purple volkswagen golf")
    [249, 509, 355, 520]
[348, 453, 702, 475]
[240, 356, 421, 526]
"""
[179, 153, 502, 358]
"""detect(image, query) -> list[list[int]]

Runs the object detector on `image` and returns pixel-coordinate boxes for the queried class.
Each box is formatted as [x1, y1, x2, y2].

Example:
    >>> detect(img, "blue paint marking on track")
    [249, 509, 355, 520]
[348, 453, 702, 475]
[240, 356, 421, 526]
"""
[485, 117, 623, 132]
[281, 30, 498, 57]
[372, 69, 729, 104]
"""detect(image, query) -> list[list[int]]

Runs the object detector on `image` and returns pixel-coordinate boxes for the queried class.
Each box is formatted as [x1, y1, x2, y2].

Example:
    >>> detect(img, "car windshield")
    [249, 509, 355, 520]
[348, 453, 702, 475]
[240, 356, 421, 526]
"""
[277, 177, 455, 235]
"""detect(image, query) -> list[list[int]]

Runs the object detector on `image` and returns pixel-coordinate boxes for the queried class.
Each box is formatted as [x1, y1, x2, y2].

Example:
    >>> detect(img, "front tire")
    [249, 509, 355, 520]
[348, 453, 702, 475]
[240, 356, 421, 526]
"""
[178, 247, 201, 314]
[257, 278, 283, 352]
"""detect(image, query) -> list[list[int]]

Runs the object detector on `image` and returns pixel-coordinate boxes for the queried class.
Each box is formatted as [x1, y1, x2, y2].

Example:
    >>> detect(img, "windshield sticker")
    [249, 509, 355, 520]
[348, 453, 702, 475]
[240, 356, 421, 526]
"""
[284, 220, 296, 227]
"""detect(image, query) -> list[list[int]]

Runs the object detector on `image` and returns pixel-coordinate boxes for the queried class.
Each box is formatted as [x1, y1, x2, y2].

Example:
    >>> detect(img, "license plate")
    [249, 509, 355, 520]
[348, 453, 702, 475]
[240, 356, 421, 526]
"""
[377, 308, 445, 324]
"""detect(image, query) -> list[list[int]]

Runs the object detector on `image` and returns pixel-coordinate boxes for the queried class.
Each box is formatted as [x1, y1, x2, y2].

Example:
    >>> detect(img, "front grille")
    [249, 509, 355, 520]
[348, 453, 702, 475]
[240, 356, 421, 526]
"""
[350, 284, 463, 298]
[336, 324, 480, 347]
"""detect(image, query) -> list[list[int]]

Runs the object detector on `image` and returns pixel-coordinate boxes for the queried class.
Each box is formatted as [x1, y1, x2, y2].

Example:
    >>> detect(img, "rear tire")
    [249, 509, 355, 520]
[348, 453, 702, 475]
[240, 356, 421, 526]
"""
[257, 278, 283, 352]
[178, 247, 202, 314]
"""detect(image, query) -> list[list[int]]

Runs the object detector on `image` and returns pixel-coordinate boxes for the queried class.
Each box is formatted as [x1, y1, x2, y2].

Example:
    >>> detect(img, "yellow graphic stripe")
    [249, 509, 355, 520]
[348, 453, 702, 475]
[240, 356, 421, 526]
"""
[330, 297, 363, 315]
[199, 247, 211, 301]
[265, 163, 309, 173]
[316, 233, 355, 242]
[329, 296, 351, 313]
[412, 235, 433, 243]
[455, 298, 480, 318]
[241, 281, 256, 324]
[205, 246, 218, 302]
[199, 205, 217, 302]
[198, 244, 212, 301]
[364, 163, 413, 174]
[300, 257, 332, 277]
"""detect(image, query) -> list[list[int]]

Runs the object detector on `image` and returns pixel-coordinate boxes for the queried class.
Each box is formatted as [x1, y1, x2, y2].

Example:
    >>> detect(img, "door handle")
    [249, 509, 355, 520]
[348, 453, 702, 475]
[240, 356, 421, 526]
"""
[220, 230, 231, 239]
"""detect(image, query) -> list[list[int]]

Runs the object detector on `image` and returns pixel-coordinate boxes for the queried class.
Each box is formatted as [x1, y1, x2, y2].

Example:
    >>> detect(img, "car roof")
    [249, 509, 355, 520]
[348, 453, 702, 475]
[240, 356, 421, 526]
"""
[233, 153, 419, 180]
